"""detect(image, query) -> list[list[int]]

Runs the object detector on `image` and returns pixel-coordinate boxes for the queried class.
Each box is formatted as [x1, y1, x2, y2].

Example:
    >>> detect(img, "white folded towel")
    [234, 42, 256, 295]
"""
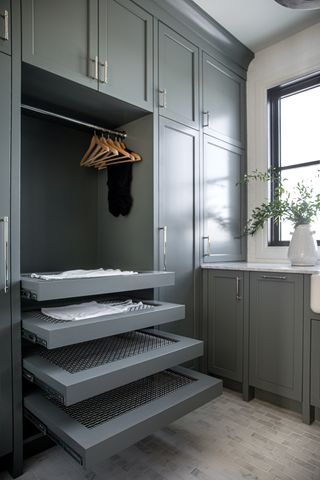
[31, 268, 137, 281]
[42, 300, 143, 321]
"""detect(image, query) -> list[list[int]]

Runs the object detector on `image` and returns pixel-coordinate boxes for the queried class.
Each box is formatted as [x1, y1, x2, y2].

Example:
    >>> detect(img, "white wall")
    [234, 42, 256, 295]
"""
[247, 22, 320, 263]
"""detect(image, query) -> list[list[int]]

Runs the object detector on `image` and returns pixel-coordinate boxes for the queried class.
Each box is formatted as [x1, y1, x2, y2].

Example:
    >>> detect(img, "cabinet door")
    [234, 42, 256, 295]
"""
[202, 135, 245, 262]
[22, 0, 98, 89]
[202, 52, 245, 147]
[158, 117, 199, 338]
[0, 0, 10, 55]
[99, 0, 153, 111]
[0, 51, 12, 458]
[249, 272, 303, 401]
[207, 270, 243, 382]
[311, 320, 320, 408]
[159, 23, 199, 129]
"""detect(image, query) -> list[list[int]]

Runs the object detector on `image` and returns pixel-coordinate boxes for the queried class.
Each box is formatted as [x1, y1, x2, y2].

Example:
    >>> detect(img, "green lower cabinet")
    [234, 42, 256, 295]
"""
[206, 270, 244, 382]
[249, 272, 303, 402]
[310, 319, 320, 408]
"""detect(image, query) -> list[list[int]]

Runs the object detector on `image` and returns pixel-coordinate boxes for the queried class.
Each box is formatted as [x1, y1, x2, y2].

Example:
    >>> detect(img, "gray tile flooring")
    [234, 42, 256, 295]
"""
[2, 390, 320, 480]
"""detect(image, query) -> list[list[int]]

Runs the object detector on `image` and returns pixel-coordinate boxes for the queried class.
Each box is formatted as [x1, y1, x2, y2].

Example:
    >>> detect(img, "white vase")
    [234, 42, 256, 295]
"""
[288, 224, 318, 266]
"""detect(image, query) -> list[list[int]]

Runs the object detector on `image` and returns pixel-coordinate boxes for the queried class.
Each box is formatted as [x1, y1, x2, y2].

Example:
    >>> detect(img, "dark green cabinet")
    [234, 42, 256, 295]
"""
[202, 52, 245, 148]
[206, 270, 243, 382]
[310, 320, 320, 408]
[0, 51, 12, 458]
[22, 0, 98, 89]
[158, 23, 199, 129]
[249, 272, 303, 401]
[0, 0, 10, 55]
[202, 135, 245, 262]
[158, 117, 199, 338]
[99, 0, 153, 110]
[22, 0, 153, 110]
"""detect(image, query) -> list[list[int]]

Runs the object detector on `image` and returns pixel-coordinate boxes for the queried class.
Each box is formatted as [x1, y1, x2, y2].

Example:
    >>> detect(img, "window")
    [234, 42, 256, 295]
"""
[268, 73, 320, 246]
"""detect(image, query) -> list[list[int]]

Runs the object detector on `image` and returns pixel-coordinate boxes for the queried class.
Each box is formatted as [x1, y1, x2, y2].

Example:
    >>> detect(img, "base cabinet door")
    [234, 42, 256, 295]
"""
[249, 272, 303, 401]
[158, 117, 199, 338]
[206, 270, 243, 382]
[22, 0, 98, 89]
[0, 51, 12, 458]
[0, 0, 10, 55]
[99, 0, 153, 111]
[202, 135, 245, 262]
[311, 320, 320, 408]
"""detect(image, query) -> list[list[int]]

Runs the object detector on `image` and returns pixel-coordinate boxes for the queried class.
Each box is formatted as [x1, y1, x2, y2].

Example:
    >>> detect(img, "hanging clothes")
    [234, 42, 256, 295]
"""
[107, 162, 133, 217]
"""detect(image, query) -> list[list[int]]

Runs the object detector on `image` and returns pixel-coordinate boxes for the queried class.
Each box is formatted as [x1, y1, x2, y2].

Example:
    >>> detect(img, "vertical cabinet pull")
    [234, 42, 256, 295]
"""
[0, 10, 9, 41]
[159, 89, 167, 108]
[0, 217, 9, 294]
[89, 56, 98, 80]
[159, 226, 167, 271]
[203, 110, 210, 128]
[100, 61, 108, 84]
[203, 235, 213, 257]
[236, 276, 241, 301]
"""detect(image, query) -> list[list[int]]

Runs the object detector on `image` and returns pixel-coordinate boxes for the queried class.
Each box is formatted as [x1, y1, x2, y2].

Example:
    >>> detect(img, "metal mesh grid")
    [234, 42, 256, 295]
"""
[48, 370, 195, 428]
[38, 331, 176, 373]
[31, 301, 154, 325]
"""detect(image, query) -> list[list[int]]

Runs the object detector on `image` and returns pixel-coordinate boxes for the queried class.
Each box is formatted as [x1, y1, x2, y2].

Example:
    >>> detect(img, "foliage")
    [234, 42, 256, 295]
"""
[242, 168, 320, 236]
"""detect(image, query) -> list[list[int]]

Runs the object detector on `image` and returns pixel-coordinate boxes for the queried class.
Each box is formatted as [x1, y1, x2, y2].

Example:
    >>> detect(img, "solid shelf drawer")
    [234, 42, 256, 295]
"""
[22, 301, 185, 349]
[24, 367, 222, 468]
[23, 329, 203, 405]
[21, 271, 175, 301]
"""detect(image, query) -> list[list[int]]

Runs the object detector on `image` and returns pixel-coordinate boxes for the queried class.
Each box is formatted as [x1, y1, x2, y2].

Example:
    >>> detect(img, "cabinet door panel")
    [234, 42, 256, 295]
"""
[0, 51, 12, 457]
[249, 272, 303, 401]
[22, 0, 98, 89]
[99, 0, 153, 110]
[158, 117, 199, 338]
[202, 135, 245, 262]
[0, 0, 10, 55]
[311, 320, 320, 408]
[207, 270, 243, 382]
[203, 52, 244, 147]
[159, 23, 199, 129]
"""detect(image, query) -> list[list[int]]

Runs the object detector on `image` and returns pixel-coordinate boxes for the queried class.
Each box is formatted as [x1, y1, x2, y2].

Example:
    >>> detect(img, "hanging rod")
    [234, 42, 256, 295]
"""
[21, 104, 127, 139]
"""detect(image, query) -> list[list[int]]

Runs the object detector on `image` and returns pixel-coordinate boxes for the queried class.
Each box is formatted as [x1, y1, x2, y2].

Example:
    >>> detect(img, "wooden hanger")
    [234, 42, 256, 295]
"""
[80, 133, 101, 165]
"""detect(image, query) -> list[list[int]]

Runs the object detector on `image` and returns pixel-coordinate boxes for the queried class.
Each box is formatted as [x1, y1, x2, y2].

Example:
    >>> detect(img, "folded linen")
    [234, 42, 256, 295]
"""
[42, 300, 143, 321]
[31, 268, 137, 281]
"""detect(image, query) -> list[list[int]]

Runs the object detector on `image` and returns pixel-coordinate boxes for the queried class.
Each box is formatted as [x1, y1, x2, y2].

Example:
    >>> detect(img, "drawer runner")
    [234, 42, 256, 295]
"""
[24, 367, 222, 468]
[23, 329, 203, 405]
[22, 301, 185, 349]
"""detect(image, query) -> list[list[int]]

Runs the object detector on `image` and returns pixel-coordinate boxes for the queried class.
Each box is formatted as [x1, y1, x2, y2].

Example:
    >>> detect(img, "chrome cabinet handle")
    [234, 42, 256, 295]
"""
[99, 61, 108, 84]
[0, 217, 9, 293]
[159, 226, 167, 271]
[89, 56, 98, 80]
[203, 110, 210, 128]
[261, 275, 287, 280]
[0, 10, 8, 41]
[159, 89, 167, 108]
[236, 276, 241, 301]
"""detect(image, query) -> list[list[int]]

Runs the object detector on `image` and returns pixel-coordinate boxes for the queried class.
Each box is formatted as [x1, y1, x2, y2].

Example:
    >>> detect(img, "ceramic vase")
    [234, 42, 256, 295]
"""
[288, 224, 318, 266]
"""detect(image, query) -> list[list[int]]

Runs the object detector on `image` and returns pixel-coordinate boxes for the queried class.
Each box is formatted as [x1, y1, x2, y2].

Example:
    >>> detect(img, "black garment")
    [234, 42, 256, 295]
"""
[107, 163, 133, 217]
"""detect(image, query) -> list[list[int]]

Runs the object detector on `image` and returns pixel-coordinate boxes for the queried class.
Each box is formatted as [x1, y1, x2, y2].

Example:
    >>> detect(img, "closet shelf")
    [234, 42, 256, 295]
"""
[22, 301, 185, 349]
[23, 329, 203, 405]
[21, 271, 175, 301]
[24, 367, 222, 468]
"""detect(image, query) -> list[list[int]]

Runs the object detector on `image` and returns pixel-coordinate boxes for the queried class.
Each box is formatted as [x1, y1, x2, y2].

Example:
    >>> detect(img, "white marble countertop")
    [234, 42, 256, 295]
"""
[201, 262, 320, 274]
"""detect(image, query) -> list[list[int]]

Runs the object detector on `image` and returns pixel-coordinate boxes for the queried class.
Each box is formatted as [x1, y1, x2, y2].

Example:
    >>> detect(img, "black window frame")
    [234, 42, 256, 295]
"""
[268, 72, 320, 247]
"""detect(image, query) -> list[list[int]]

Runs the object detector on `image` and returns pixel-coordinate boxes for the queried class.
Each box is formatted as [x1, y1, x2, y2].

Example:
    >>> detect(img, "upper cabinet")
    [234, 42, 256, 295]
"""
[22, 0, 98, 90]
[98, 0, 153, 111]
[202, 52, 245, 148]
[158, 23, 199, 129]
[22, 0, 153, 111]
[0, 0, 11, 55]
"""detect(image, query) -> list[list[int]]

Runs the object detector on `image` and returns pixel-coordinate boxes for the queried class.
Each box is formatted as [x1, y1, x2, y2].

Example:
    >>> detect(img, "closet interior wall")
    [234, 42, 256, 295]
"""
[21, 112, 154, 276]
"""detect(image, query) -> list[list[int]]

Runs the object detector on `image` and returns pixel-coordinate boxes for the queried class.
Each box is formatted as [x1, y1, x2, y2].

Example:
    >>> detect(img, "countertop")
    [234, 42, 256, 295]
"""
[201, 262, 320, 274]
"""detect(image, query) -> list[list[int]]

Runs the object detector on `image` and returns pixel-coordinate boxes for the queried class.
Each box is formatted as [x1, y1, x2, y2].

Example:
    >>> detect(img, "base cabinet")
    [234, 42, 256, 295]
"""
[206, 270, 243, 382]
[311, 320, 320, 408]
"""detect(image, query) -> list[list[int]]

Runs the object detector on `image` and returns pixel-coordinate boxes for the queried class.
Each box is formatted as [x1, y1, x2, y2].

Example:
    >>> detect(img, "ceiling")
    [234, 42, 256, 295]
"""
[192, 0, 320, 52]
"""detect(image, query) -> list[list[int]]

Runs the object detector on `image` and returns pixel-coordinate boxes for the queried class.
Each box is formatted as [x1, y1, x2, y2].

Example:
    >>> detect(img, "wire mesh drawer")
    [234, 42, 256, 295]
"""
[24, 367, 222, 468]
